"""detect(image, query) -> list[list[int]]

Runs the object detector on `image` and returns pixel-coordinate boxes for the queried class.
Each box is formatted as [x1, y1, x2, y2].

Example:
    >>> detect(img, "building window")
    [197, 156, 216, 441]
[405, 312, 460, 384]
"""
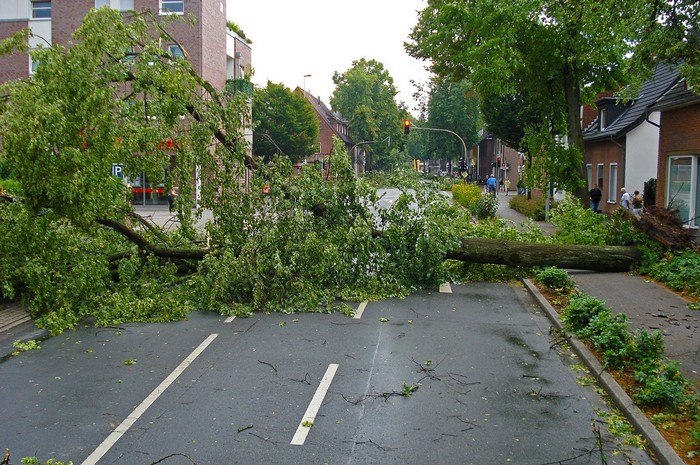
[608, 163, 618, 203]
[97, 0, 134, 10]
[599, 108, 607, 130]
[161, 0, 184, 14]
[168, 45, 184, 59]
[29, 55, 40, 74]
[666, 155, 700, 228]
[31, 1, 51, 19]
[586, 164, 592, 190]
[597, 163, 604, 189]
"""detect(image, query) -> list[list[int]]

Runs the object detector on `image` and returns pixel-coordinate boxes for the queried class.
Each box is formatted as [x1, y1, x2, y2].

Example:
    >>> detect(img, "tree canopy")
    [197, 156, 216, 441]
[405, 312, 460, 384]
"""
[406, 0, 700, 190]
[252, 82, 319, 163]
[330, 58, 406, 170]
[423, 80, 480, 161]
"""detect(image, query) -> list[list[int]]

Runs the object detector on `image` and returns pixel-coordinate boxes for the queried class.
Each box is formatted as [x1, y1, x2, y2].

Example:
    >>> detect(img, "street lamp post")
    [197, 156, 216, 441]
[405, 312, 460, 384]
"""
[303, 74, 312, 93]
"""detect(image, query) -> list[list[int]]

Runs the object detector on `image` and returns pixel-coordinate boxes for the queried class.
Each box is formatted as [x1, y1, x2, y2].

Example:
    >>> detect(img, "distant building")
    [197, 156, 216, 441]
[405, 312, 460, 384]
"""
[296, 88, 365, 175]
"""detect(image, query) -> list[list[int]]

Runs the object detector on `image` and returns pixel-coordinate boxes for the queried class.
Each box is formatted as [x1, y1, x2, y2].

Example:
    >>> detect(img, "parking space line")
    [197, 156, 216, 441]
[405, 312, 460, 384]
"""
[290, 363, 339, 445]
[80, 333, 219, 465]
[353, 301, 368, 319]
[439, 282, 452, 293]
[224, 316, 236, 323]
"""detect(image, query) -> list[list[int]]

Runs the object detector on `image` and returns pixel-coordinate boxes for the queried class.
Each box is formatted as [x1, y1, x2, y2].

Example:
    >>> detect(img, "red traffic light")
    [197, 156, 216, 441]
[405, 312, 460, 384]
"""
[403, 119, 411, 135]
[497, 156, 501, 166]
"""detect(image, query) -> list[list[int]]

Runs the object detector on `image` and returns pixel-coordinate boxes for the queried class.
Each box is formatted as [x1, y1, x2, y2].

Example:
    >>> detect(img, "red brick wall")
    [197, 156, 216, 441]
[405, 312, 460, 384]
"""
[0, 21, 30, 83]
[584, 139, 625, 213]
[52, 1, 94, 45]
[200, 0, 226, 88]
[656, 103, 700, 207]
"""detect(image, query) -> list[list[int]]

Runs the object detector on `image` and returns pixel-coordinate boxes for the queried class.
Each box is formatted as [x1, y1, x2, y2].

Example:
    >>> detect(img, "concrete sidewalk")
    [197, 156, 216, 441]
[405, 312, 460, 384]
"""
[494, 191, 699, 392]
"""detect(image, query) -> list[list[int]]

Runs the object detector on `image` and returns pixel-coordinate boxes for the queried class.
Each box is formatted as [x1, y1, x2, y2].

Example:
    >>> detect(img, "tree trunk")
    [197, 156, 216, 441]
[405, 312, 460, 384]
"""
[444, 237, 641, 272]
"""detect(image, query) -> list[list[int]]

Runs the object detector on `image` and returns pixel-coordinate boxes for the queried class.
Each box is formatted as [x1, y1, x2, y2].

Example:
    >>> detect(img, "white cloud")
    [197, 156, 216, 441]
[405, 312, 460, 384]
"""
[228, 0, 431, 112]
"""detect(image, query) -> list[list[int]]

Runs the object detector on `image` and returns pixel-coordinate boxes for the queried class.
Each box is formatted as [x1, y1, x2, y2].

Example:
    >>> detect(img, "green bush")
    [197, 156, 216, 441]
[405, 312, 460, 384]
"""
[561, 292, 609, 334]
[628, 329, 665, 372]
[646, 250, 700, 296]
[582, 311, 630, 369]
[451, 183, 496, 219]
[634, 361, 689, 408]
[508, 195, 549, 221]
[548, 195, 608, 245]
[534, 266, 574, 292]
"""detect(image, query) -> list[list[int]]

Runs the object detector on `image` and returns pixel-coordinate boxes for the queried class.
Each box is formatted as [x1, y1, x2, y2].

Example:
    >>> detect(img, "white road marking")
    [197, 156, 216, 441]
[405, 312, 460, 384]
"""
[439, 282, 453, 293]
[224, 315, 236, 323]
[80, 333, 219, 465]
[290, 363, 339, 445]
[353, 301, 368, 319]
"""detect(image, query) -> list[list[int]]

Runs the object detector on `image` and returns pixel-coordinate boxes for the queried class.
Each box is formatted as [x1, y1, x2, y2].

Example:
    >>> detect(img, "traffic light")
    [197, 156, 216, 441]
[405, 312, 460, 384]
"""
[497, 156, 501, 167]
[403, 119, 411, 135]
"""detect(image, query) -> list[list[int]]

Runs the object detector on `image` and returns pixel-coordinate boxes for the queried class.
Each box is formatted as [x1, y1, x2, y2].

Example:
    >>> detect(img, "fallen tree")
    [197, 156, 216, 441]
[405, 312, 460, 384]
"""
[444, 237, 641, 272]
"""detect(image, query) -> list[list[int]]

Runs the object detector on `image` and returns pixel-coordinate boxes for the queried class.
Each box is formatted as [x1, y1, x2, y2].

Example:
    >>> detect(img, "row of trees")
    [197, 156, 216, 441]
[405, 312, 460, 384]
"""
[406, 0, 700, 191]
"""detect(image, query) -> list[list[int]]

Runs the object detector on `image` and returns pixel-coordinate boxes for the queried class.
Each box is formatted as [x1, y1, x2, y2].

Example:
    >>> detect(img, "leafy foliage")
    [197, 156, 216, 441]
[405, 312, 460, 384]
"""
[507, 195, 549, 222]
[451, 183, 496, 219]
[561, 292, 609, 335]
[548, 195, 608, 245]
[534, 267, 574, 293]
[330, 58, 405, 171]
[252, 81, 319, 163]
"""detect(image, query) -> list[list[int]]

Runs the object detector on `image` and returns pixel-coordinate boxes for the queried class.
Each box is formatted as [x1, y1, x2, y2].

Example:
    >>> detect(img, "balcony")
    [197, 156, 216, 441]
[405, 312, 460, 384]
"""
[226, 78, 254, 98]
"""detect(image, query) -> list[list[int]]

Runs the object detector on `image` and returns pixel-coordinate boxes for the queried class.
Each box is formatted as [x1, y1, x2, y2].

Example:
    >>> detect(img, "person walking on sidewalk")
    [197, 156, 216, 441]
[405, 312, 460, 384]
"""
[589, 184, 602, 212]
[486, 174, 498, 199]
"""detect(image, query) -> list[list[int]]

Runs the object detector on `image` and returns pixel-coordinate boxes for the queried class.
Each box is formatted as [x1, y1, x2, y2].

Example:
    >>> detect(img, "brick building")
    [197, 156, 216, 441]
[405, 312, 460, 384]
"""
[0, 0, 253, 204]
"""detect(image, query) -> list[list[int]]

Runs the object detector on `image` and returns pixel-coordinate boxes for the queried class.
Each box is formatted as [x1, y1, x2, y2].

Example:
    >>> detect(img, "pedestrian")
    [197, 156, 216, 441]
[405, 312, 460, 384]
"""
[486, 174, 498, 199]
[589, 184, 602, 212]
[620, 187, 631, 211]
[168, 186, 178, 214]
[632, 190, 643, 216]
[504, 178, 511, 196]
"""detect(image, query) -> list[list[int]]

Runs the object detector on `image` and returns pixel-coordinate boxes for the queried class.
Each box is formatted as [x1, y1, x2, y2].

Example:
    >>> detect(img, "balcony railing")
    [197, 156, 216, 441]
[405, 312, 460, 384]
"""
[226, 78, 254, 98]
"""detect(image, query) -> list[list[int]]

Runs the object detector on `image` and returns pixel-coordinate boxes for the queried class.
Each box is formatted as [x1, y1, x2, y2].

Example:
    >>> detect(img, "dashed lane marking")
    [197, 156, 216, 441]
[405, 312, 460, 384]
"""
[290, 363, 339, 445]
[353, 301, 368, 319]
[80, 333, 219, 465]
[439, 282, 453, 293]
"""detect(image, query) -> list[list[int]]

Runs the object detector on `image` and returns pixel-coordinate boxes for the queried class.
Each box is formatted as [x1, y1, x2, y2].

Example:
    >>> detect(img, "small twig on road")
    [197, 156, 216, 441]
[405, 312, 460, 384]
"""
[237, 424, 254, 433]
[249, 431, 280, 445]
[257, 359, 277, 374]
[150, 453, 199, 465]
[289, 372, 312, 384]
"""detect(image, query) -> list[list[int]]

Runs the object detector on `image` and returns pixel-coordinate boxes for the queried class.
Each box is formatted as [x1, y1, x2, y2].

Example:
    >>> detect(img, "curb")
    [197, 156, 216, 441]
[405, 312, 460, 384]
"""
[522, 278, 686, 465]
[0, 319, 50, 362]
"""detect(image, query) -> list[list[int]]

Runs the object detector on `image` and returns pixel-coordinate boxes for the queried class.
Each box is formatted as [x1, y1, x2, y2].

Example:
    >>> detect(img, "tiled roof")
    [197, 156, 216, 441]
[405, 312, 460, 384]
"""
[650, 78, 700, 112]
[584, 64, 681, 142]
[297, 88, 354, 145]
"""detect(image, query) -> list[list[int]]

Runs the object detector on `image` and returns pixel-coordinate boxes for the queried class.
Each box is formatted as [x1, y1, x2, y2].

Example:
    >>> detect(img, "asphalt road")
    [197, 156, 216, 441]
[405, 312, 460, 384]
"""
[0, 283, 654, 465]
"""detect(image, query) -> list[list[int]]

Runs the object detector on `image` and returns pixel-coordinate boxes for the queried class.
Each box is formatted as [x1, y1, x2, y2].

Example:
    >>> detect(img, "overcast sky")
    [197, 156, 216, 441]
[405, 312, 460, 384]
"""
[228, 0, 432, 113]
